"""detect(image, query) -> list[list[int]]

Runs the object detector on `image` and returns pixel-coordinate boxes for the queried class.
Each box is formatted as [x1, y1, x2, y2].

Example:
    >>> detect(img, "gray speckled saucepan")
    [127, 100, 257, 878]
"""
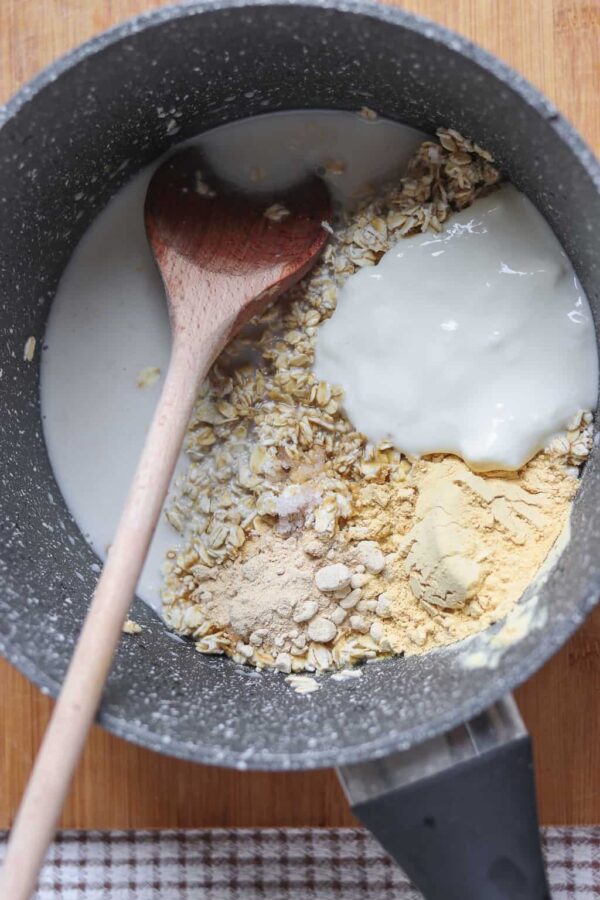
[0, 3, 598, 897]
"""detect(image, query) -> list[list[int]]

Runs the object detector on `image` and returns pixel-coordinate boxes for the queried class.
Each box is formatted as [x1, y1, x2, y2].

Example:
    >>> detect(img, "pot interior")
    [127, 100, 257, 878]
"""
[0, 2, 599, 769]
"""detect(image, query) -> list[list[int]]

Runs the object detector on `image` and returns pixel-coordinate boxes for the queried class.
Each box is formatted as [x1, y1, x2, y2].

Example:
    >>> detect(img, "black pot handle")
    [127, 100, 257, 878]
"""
[337, 696, 550, 900]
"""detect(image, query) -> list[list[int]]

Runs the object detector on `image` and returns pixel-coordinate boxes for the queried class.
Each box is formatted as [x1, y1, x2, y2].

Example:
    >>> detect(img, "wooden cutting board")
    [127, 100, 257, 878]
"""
[1, 0, 599, 829]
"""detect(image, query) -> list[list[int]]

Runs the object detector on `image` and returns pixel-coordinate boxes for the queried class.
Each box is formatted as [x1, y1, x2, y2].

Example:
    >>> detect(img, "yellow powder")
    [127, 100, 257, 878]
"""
[345, 451, 577, 654]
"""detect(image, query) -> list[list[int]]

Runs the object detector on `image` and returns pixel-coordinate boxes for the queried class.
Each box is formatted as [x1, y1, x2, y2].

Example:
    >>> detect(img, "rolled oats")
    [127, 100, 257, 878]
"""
[315, 563, 352, 593]
[160, 127, 591, 681]
[23, 336, 36, 362]
[355, 541, 386, 574]
[285, 674, 321, 695]
[264, 203, 291, 222]
[307, 617, 337, 643]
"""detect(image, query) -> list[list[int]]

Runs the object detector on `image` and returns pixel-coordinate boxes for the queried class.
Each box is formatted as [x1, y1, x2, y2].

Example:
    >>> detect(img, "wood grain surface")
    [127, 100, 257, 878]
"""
[1, 0, 599, 829]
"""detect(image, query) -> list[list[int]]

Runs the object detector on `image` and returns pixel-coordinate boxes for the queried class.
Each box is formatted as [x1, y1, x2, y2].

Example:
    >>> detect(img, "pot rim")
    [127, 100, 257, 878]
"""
[1, 0, 599, 770]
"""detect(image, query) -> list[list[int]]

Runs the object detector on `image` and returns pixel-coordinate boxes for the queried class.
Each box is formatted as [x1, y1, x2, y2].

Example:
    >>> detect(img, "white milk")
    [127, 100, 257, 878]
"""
[314, 185, 598, 472]
[40, 110, 426, 609]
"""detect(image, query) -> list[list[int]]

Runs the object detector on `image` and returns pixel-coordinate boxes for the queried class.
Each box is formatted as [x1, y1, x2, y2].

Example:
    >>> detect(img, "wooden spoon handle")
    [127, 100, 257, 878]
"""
[0, 338, 210, 900]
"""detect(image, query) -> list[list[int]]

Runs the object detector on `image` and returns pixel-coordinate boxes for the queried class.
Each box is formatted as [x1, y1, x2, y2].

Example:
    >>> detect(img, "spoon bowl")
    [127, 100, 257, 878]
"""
[145, 147, 332, 346]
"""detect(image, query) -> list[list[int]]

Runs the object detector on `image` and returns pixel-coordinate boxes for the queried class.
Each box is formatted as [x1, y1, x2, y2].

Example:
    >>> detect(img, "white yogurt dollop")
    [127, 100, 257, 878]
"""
[314, 184, 598, 471]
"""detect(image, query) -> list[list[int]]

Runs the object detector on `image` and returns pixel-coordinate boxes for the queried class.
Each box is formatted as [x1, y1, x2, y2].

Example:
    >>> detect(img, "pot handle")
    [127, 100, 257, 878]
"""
[337, 696, 550, 900]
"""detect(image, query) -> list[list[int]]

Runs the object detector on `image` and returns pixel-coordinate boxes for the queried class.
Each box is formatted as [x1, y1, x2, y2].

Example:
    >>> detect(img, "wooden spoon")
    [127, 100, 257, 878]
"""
[0, 147, 331, 899]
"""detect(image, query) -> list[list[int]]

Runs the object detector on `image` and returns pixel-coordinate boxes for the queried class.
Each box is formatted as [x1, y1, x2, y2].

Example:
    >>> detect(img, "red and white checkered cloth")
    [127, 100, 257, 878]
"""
[0, 828, 598, 898]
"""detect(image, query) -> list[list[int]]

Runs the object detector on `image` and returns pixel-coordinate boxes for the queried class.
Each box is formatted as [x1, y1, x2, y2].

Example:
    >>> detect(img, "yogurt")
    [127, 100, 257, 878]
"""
[314, 184, 598, 471]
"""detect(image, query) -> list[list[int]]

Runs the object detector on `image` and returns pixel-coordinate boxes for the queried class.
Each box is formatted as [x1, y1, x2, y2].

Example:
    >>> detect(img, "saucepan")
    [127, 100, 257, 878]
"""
[1, 2, 599, 897]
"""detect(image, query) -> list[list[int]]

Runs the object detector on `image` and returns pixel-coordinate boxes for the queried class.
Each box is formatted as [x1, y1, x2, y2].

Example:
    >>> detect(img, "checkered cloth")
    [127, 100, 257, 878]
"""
[0, 828, 598, 898]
